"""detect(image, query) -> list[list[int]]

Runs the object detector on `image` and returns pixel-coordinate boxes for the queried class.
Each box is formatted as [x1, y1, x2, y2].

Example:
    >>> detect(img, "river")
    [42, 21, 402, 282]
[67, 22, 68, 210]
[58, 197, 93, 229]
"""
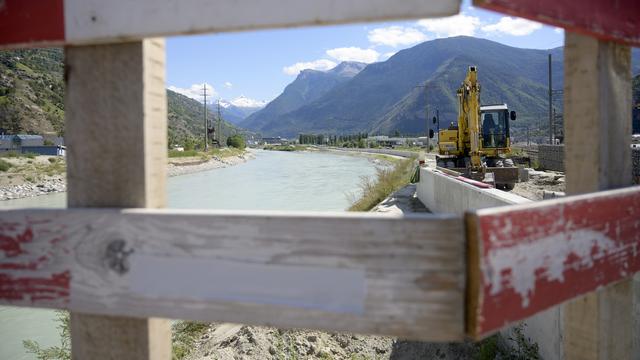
[0, 149, 384, 359]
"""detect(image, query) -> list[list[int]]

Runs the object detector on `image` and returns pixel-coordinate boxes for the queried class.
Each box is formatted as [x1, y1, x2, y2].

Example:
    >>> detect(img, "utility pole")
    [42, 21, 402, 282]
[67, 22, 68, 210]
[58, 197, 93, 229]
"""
[552, 107, 556, 144]
[216, 99, 222, 146]
[202, 84, 209, 151]
[548, 54, 553, 145]
[415, 83, 430, 150]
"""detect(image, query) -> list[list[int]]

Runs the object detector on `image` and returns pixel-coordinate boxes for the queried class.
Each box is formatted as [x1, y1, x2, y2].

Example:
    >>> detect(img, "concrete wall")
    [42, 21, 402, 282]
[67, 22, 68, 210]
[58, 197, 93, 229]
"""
[417, 166, 562, 360]
[538, 144, 564, 172]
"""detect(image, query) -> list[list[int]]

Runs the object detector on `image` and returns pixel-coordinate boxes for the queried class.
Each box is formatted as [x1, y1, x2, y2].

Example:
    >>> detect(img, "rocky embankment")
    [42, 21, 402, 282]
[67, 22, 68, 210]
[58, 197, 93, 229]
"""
[0, 175, 66, 201]
[167, 151, 255, 177]
[0, 151, 255, 201]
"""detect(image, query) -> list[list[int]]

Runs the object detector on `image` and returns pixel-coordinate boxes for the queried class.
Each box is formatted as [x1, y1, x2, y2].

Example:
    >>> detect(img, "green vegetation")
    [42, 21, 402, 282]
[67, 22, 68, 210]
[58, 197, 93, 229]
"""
[0, 159, 12, 172]
[167, 89, 254, 147]
[348, 157, 416, 212]
[23, 311, 70, 360]
[168, 147, 245, 159]
[0, 48, 65, 135]
[172, 321, 209, 360]
[226, 134, 246, 149]
[263, 144, 307, 152]
[472, 325, 540, 360]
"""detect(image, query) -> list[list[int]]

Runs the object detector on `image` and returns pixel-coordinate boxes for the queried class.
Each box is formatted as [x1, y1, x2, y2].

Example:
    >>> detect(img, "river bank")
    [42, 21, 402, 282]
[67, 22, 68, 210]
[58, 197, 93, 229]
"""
[0, 150, 255, 201]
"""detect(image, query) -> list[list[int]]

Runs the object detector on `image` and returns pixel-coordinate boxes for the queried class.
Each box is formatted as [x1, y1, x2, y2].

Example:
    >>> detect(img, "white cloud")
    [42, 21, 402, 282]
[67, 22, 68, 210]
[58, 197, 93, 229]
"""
[554, 27, 564, 34]
[417, 14, 481, 37]
[367, 26, 428, 47]
[282, 59, 337, 75]
[229, 95, 267, 108]
[383, 51, 397, 59]
[224, 81, 233, 89]
[482, 17, 543, 36]
[167, 83, 217, 102]
[326, 47, 380, 63]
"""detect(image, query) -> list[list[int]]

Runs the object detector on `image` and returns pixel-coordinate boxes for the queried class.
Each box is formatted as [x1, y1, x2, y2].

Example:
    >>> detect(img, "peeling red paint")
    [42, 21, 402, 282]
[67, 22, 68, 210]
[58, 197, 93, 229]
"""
[0, 227, 33, 257]
[471, 186, 640, 337]
[474, 0, 640, 47]
[0, 271, 70, 304]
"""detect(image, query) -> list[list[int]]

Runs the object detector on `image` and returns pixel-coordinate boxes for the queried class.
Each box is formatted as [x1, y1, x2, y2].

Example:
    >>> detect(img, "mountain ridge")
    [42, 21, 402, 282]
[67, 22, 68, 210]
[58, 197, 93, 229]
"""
[241, 36, 639, 138]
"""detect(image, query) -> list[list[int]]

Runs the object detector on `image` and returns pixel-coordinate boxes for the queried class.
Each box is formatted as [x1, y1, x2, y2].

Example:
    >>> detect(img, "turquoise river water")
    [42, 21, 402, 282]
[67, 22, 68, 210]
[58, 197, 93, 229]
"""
[0, 149, 383, 359]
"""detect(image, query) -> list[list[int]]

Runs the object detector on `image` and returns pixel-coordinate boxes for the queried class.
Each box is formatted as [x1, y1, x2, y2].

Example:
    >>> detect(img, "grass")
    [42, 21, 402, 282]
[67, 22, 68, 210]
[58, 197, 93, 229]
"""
[0, 159, 12, 172]
[348, 157, 416, 212]
[171, 321, 210, 360]
[1, 151, 36, 159]
[168, 147, 245, 159]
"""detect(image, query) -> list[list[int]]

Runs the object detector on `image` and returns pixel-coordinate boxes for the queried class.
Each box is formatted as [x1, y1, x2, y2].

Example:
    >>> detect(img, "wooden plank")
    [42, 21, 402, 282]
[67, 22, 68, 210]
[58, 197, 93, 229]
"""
[0, 209, 466, 341]
[466, 186, 640, 338]
[474, 0, 640, 47]
[65, 39, 171, 359]
[0, 0, 460, 49]
[562, 32, 635, 360]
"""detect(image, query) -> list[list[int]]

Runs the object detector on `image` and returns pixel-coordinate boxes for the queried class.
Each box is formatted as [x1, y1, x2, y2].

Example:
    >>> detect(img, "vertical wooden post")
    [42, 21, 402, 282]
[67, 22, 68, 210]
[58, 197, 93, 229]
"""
[65, 39, 171, 359]
[562, 32, 634, 360]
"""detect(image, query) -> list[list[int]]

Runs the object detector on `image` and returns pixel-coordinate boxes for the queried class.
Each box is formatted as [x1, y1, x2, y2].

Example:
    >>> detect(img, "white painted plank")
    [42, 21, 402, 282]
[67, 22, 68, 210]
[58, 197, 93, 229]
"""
[64, 0, 459, 45]
[0, 209, 465, 341]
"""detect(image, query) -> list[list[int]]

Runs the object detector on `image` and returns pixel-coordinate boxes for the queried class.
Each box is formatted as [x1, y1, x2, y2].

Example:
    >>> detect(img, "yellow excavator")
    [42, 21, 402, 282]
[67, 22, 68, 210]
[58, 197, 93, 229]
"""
[430, 66, 519, 190]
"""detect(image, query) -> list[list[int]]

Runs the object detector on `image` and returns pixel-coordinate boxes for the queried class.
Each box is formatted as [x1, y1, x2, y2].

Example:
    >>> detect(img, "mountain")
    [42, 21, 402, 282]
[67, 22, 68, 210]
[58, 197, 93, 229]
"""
[0, 48, 65, 135]
[241, 37, 640, 137]
[218, 96, 266, 125]
[240, 61, 366, 131]
[167, 89, 249, 145]
[0, 48, 249, 143]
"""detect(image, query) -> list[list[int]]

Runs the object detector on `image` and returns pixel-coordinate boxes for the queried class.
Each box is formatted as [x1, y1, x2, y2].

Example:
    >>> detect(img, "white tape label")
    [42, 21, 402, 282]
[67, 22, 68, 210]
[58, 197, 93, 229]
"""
[129, 254, 366, 314]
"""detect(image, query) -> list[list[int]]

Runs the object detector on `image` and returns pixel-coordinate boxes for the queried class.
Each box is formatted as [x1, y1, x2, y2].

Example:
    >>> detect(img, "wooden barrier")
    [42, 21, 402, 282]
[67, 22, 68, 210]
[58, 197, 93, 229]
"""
[466, 186, 640, 338]
[0, 0, 460, 48]
[2, 1, 640, 358]
[0, 209, 465, 341]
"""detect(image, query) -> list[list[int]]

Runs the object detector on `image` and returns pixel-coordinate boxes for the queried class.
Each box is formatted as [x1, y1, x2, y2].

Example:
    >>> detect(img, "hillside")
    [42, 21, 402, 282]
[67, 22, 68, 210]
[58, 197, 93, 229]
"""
[0, 48, 65, 135]
[240, 61, 366, 131]
[167, 89, 248, 146]
[0, 48, 246, 144]
[243, 37, 640, 138]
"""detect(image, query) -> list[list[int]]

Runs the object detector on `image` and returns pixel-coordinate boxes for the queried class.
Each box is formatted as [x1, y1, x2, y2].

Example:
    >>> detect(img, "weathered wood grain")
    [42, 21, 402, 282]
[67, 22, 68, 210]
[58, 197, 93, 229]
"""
[65, 39, 171, 359]
[0, 0, 460, 49]
[562, 32, 636, 360]
[0, 209, 466, 341]
[466, 186, 640, 339]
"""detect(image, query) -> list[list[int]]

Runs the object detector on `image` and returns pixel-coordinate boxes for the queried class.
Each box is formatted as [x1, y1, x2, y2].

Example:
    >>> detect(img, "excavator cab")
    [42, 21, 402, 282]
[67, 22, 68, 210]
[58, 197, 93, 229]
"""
[479, 104, 513, 154]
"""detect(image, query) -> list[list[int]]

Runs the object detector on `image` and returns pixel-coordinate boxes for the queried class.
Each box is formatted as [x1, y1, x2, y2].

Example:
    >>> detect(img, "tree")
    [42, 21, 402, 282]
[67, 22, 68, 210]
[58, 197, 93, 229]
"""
[226, 134, 246, 149]
[23, 311, 70, 360]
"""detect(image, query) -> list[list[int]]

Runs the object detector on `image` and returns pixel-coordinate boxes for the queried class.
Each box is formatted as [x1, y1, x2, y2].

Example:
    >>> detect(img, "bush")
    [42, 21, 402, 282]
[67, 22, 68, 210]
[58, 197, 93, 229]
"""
[348, 157, 416, 212]
[226, 134, 246, 149]
[0, 159, 12, 171]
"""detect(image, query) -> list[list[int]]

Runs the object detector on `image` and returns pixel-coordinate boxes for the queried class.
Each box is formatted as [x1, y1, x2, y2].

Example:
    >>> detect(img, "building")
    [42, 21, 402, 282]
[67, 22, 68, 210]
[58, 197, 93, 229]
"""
[0, 134, 65, 156]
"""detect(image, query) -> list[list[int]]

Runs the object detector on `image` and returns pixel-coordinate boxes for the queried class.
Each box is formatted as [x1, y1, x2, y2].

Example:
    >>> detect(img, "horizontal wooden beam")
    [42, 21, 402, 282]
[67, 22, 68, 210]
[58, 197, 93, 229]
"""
[0, 0, 460, 49]
[466, 186, 640, 338]
[474, 0, 640, 47]
[0, 209, 465, 341]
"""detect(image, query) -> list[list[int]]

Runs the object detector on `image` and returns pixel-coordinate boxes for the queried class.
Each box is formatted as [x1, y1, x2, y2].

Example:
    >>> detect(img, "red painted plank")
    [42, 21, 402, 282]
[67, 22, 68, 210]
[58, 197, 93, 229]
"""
[474, 0, 640, 47]
[0, 217, 69, 307]
[0, 0, 65, 48]
[468, 186, 640, 337]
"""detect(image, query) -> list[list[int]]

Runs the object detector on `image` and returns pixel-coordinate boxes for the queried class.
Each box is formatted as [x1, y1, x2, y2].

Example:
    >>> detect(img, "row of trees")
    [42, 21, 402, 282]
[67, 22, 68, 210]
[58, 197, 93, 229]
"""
[298, 133, 370, 146]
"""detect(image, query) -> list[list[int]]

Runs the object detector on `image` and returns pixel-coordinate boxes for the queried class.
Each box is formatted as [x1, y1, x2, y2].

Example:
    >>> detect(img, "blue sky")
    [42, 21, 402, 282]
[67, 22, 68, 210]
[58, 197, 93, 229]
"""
[165, 0, 564, 107]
